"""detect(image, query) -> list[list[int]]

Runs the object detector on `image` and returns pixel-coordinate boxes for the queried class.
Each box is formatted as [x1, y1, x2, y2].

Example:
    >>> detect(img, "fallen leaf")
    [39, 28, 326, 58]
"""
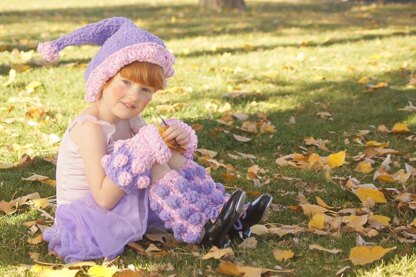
[327, 151, 346, 168]
[233, 134, 252, 142]
[27, 234, 43, 245]
[308, 214, 325, 230]
[336, 266, 350, 276]
[87, 265, 117, 277]
[368, 215, 390, 226]
[349, 246, 395, 265]
[238, 237, 257, 250]
[301, 204, 329, 217]
[216, 261, 241, 276]
[315, 196, 334, 209]
[309, 244, 342, 254]
[250, 224, 269, 235]
[203, 246, 234, 260]
[195, 149, 217, 158]
[398, 101, 416, 112]
[391, 123, 409, 133]
[353, 188, 387, 204]
[240, 121, 258, 133]
[273, 249, 294, 262]
[355, 161, 373, 173]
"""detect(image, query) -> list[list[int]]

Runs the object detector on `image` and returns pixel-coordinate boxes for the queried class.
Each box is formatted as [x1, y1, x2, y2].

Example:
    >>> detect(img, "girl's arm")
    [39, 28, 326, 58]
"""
[71, 121, 125, 210]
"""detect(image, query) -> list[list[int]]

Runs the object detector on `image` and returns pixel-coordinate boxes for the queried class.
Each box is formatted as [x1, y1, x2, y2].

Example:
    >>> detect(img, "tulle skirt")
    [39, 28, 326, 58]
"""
[43, 188, 163, 263]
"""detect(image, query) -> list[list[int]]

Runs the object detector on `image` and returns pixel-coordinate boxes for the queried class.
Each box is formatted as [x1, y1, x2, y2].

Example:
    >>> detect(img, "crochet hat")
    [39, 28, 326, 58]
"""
[37, 17, 175, 102]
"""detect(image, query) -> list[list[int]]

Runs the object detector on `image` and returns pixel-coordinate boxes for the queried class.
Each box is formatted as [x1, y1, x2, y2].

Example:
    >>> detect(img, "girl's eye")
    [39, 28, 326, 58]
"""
[141, 87, 153, 94]
[122, 79, 130, 86]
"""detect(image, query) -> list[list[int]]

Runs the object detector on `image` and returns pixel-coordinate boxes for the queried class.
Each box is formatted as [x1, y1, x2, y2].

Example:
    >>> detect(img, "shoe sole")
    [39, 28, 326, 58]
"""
[260, 195, 273, 222]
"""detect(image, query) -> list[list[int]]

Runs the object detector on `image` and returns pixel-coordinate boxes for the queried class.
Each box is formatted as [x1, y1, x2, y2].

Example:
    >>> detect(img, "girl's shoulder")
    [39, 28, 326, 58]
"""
[69, 113, 115, 148]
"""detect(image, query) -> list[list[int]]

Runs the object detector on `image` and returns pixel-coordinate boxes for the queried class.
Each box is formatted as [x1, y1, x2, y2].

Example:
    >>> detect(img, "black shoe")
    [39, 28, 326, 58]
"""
[200, 190, 246, 248]
[229, 194, 273, 240]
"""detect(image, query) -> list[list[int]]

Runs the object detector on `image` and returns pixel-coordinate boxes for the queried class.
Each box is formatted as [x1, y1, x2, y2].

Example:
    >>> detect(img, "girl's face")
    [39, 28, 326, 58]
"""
[101, 73, 155, 120]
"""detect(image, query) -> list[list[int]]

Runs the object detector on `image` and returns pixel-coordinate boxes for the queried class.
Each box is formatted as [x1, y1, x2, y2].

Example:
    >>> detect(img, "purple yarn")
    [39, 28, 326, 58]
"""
[188, 213, 203, 226]
[183, 168, 195, 180]
[174, 180, 190, 193]
[209, 191, 225, 205]
[149, 201, 162, 213]
[185, 191, 199, 204]
[166, 196, 181, 209]
[195, 165, 206, 178]
[194, 199, 209, 211]
[215, 183, 225, 194]
[153, 184, 170, 198]
[200, 181, 214, 194]
[158, 210, 172, 222]
[183, 232, 200, 243]
[172, 223, 186, 236]
[178, 206, 195, 220]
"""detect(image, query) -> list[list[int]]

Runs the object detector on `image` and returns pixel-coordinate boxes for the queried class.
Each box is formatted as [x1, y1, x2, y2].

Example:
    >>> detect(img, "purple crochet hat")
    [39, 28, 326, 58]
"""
[37, 17, 175, 102]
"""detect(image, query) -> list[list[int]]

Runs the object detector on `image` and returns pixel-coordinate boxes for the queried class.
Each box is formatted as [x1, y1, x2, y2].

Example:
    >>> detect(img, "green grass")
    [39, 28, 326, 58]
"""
[1, 0, 416, 276]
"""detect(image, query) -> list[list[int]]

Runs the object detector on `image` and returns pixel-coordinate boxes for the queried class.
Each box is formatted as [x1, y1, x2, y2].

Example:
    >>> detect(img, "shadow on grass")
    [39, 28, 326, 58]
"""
[1, 0, 415, 50]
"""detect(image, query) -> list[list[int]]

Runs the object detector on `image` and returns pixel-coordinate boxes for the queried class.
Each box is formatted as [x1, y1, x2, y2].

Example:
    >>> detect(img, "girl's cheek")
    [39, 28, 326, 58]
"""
[112, 85, 126, 97]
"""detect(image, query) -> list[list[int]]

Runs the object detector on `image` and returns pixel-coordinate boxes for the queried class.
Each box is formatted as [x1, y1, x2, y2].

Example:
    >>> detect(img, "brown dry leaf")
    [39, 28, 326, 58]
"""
[398, 101, 416, 112]
[238, 237, 257, 250]
[378, 125, 390, 133]
[0, 201, 16, 214]
[336, 266, 350, 276]
[301, 204, 329, 217]
[195, 148, 218, 158]
[316, 111, 333, 120]
[216, 261, 242, 276]
[304, 137, 331, 151]
[236, 266, 263, 277]
[273, 249, 294, 262]
[240, 121, 258, 133]
[343, 215, 368, 232]
[30, 198, 49, 209]
[233, 113, 249, 121]
[0, 162, 14, 169]
[269, 225, 306, 237]
[315, 196, 334, 209]
[250, 224, 269, 235]
[116, 269, 145, 277]
[367, 82, 388, 91]
[327, 151, 346, 169]
[259, 122, 276, 134]
[309, 244, 342, 254]
[27, 234, 43, 245]
[22, 174, 56, 187]
[355, 161, 373, 173]
[349, 246, 395, 265]
[308, 214, 325, 230]
[145, 232, 176, 247]
[391, 122, 410, 133]
[203, 246, 234, 260]
[233, 134, 252, 142]
[353, 188, 387, 204]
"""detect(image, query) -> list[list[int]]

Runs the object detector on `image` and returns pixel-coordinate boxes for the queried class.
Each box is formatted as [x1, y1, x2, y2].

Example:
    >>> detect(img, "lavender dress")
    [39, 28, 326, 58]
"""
[43, 114, 164, 262]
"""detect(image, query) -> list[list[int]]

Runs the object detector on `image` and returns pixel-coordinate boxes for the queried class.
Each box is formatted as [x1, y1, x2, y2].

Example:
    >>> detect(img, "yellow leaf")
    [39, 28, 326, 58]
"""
[309, 244, 342, 254]
[368, 215, 390, 226]
[87, 265, 117, 277]
[327, 151, 346, 168]
[38, 268, 80, 277]
[30, 264, 52, 273]
[357, 76, 370, 84]
[308, 214, 325, 230]
[391, 123, 409, 133]
[353, 187, 387, 204]
[412, 218, 416, 227]
[349, 246, 395, 265]
[315, 196, 334, 209]
[25, 80, 42, 91]
[203, 246, 234, 260]
[301, 204, 328, 217]
[366, 141, 389, 148]
[216, 261, 241, 276]
[342, 215, 368, 232]
[354, 162, 373, 173]
[273, 249, 294, 262]
[30, 198, 49, 209]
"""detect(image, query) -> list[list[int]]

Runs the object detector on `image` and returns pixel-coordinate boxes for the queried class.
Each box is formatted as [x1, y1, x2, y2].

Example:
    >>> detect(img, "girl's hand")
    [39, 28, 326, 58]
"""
[162, 125, 190, 148]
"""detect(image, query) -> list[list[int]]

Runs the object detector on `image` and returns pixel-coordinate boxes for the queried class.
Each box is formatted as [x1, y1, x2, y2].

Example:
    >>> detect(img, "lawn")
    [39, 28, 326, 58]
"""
[0, 0, 416, 276]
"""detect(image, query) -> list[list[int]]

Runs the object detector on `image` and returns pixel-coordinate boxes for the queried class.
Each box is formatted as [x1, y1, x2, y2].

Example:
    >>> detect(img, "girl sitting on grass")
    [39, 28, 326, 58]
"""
[38, 17, 272, 262]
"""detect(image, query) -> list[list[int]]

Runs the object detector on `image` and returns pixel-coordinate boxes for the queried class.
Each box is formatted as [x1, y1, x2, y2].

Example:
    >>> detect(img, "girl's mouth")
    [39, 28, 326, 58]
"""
[122, 102, 136, 109]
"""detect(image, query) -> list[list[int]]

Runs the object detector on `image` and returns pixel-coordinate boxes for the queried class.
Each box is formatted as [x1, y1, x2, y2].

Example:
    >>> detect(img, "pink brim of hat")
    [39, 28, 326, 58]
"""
[85, 42, 175, 102]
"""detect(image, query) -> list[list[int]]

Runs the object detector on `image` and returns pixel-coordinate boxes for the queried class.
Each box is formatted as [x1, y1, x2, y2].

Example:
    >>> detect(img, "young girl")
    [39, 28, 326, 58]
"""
[38, 17, 272, 262]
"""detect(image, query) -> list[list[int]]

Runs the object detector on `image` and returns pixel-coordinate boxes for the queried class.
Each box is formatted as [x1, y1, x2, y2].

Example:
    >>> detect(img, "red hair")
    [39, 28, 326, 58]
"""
[103, 61, 165, 91]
